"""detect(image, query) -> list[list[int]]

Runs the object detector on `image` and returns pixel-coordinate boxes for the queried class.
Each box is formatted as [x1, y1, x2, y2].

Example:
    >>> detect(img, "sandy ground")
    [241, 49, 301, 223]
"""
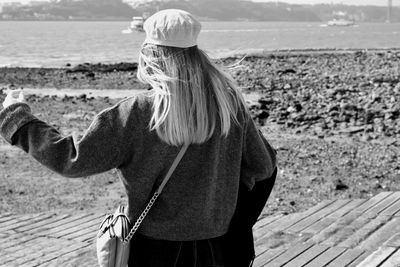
[0, 50, 399, 218]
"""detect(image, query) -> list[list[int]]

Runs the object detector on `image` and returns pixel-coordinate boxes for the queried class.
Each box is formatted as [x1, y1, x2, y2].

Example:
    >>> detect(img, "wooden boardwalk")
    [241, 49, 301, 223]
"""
[1, 191, 400, 267]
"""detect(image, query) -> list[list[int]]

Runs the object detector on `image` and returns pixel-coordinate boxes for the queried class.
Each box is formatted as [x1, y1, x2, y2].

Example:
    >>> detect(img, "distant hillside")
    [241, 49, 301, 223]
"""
[1, 0, 139, 20]
[0, 0, 320, 21]
[134, 1, 321, 21]
[0, 0, 398, 22]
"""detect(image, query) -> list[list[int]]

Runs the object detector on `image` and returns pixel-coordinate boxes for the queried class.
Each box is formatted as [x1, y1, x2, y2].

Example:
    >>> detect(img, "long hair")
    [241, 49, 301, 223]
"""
[137, 44, 247, 146]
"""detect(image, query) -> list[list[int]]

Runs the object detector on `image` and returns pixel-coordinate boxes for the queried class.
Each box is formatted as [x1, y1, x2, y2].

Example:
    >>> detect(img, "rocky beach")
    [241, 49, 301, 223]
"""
[1, 49, 399, 218]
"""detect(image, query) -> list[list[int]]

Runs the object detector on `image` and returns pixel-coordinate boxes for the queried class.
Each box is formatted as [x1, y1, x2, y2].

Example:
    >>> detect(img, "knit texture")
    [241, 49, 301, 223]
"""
[0, 103, 36, 144]
[0, 93, 277, 241]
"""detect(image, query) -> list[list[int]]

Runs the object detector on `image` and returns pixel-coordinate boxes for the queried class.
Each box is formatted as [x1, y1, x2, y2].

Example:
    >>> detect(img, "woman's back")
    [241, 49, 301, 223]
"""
[111, 93, 275, 241]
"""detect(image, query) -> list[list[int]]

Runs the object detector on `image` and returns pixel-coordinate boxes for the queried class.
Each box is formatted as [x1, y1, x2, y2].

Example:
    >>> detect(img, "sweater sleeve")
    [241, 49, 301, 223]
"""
[241, 116, 277, 190]
[0, 100, 137, 178]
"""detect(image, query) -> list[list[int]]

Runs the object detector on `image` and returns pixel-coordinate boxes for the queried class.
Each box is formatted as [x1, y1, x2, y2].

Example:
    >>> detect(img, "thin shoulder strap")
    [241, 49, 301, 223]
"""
[155, 142, 190, 194]
[124, 142, 190, 243]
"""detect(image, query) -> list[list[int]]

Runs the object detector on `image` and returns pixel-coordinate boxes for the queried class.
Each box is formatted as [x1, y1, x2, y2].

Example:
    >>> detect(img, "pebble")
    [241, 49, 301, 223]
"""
[230, 51, 400, 140]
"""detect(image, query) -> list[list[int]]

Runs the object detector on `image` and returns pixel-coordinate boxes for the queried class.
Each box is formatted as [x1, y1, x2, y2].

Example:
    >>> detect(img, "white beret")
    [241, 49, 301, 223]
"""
[143, 9, 202, 48]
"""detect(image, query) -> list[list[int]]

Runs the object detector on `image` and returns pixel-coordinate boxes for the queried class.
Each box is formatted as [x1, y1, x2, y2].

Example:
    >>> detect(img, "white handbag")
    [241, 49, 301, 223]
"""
[96, 143, 189, 267]
[96, 206, 131, 267]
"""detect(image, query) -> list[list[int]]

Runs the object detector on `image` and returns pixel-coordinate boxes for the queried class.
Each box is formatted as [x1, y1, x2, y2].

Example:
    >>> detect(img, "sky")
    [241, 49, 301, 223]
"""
[1, 0, 399, 6]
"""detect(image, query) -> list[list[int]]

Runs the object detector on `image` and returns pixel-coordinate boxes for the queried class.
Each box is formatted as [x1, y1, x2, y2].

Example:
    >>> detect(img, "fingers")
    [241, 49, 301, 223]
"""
[8, 89, 22, 97]
[7, 90, 24, 101]
[17, 91, 25, 101]
[2, 89, 25, 108]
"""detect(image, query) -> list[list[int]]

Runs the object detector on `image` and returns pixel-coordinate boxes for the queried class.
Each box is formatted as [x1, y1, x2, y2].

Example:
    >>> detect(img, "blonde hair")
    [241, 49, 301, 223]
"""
[137, 44, 246, 146]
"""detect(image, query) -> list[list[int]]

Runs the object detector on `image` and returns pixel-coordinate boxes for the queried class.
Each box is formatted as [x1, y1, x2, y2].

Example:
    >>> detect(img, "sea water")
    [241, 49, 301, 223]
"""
[0, 21, 399, 67]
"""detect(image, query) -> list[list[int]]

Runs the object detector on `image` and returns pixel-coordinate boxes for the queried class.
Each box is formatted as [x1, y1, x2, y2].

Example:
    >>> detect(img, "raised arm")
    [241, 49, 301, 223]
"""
[0, 99, 138, 178]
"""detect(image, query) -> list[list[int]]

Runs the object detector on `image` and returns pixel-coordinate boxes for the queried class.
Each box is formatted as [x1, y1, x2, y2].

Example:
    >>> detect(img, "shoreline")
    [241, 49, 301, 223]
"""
[1, 47, 400, 69]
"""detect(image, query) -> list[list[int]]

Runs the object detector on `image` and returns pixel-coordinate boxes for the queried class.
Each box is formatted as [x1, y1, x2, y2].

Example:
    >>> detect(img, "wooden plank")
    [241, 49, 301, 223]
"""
[304, 247, 347, 267]
[348, 191, 393, 215]
[0, 233, 37, 251]
[381, 198, 400, 217]
[0, 213, 48, 230]
[1, 237, 63, 266]
[39, 213, 103, 236]
[347, 253, 370, 267]
[50, 217, 101, 238]
[255, 231, 305, 257]
[288, 199, 351, 233]
[359, 217, 400, 251]
[0, 233, 34, 254]
[14, 213, 71, 233]
[32, 213, 98, 234]
[273, 200, 337, 231]
[0, 232, 9, 242]
[263, 241, 314, 267]
[0, 236, 43, 256]
[311, 193, 394, 245]
[254, 213, 284, 231]
[2, 213, 56, 232]
[255, 200, 336, 244]
[255, 244, 267, 257]
[338, 215, 390, 249]
[355, 247, 397, 267]
[303, 199, 366, 234]
[0, 214, 18, 223]
[20, 242, 92, 267]
[76, 231, 98, 243]
[39, 245, 97, 267]
[384, 233, 400, 248]
[320, 213, 376, 247]
[324, 248, 365, 267]
[364, 192, 400, 218]
[0, 213, 43, 227]
[0, 212, 13, 219]
[2, 236, 60, 255]
[253, 247, 287, 267]
[379, 249, 400, 267]
[61, 222, 99, 240]
[283, 244, 330, 267]
[1, 254, 20, 266]
[7, 239, 75, 266]
[254, 214, 295, 242]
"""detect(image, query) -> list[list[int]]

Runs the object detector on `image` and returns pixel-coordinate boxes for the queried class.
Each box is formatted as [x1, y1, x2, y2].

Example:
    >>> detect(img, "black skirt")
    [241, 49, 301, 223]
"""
[128, 233, 225, 267]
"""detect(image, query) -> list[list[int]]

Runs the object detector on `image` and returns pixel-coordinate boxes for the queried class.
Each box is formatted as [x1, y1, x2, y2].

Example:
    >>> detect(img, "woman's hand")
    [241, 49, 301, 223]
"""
[2, 89, 25, 109]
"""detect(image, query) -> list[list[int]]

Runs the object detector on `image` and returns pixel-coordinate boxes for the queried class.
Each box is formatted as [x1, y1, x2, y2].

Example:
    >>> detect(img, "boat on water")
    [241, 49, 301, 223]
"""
[321, 11, 356, 27]
[122, 13, 150, 34]
[327, 18, 355, 27]
[130, 16, 145, 31]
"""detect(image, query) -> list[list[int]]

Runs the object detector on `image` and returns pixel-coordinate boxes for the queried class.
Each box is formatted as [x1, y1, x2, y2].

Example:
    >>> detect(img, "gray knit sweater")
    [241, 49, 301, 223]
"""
[0, 93, 277, 241]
